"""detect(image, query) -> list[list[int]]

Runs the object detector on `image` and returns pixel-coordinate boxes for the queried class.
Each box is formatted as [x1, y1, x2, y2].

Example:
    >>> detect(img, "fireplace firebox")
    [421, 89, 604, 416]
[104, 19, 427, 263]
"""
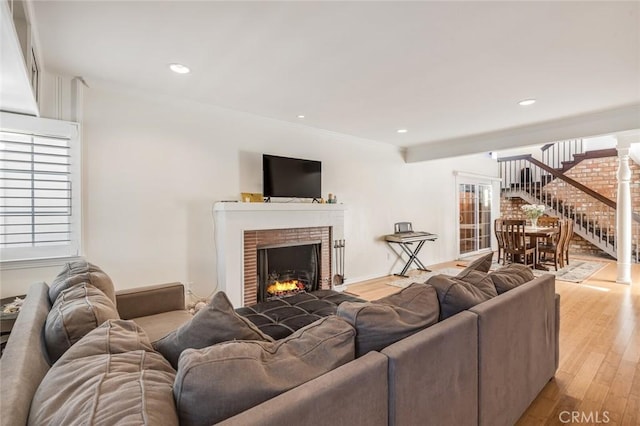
[257, 241, 321, 302]
[243, 226, 333, 306]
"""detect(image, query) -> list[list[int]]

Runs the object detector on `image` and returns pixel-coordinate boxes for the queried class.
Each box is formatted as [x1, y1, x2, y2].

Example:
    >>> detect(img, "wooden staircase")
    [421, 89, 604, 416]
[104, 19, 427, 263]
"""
[499, 141, 639, 262]
[559, 148, 618, 173]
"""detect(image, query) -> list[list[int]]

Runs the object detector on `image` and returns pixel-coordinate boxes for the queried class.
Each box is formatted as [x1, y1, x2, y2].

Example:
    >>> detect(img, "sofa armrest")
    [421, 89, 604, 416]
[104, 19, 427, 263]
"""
[0, 282, 52, 426]
[116, 282, 185, 319]
[469, 274, 556, 426]
[218, 351, 389, 426]
[382, 310, 478, 426]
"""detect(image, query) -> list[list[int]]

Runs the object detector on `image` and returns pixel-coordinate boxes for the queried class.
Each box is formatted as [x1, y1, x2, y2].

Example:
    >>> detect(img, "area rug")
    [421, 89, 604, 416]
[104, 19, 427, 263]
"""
[530, 260, 608, 283]
[484, 259, 608, 283]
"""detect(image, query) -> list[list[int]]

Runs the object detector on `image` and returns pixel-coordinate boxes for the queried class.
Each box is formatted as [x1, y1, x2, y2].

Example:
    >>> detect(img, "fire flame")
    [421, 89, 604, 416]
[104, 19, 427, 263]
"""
[266, 279, 304, 295]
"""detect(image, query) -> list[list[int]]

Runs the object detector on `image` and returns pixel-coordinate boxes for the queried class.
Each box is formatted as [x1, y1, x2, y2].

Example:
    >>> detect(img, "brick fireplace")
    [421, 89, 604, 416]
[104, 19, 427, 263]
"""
[244, 227, 332, 306]
[213, 202, 345, 307]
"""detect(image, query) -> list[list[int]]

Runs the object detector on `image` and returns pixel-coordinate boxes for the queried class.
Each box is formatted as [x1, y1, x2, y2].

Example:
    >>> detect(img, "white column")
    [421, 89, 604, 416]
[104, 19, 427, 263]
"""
[615, 138, 632, 284]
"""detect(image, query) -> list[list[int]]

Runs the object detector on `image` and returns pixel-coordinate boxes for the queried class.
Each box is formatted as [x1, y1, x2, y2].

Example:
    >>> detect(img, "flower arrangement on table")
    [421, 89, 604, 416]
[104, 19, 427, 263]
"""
[521, 204, 545, 228]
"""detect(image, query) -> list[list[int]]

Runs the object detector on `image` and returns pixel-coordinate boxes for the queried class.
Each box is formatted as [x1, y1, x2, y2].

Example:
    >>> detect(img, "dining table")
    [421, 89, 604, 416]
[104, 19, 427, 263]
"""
[524, 226, 559, 271]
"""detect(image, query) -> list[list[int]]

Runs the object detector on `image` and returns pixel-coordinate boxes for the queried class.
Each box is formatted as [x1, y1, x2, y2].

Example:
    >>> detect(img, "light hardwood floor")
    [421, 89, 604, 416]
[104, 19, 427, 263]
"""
[346, 256, 640, 425]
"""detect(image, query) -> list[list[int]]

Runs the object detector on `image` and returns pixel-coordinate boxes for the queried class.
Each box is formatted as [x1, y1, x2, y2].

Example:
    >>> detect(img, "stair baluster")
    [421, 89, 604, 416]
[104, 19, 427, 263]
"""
[499, 151, 638, 262]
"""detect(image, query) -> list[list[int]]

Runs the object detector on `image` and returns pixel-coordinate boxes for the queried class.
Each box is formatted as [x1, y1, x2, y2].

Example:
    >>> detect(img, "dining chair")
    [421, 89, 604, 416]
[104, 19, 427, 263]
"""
[537, 215, 559, 228]
[537, 215, 560, 261]
[494, 218, 505, 264]
[562, 219, 574, 267]
[501, 219, 537, 268]
[537, 219, 567, 271]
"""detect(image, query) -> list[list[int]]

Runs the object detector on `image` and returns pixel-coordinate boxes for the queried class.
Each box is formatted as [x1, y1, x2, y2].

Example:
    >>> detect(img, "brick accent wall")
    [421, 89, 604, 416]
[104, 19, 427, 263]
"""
[501, 155, 639, 259]
[243, 227, 332, 306]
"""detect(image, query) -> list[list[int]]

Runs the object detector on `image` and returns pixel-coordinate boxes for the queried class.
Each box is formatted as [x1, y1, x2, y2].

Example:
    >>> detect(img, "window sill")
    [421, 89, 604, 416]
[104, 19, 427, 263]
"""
[0, 256, 84, 271]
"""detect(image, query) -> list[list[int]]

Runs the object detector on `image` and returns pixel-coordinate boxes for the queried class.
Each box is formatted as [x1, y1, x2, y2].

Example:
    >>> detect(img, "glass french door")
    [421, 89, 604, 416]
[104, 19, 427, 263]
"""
[458, 183, 492, 256]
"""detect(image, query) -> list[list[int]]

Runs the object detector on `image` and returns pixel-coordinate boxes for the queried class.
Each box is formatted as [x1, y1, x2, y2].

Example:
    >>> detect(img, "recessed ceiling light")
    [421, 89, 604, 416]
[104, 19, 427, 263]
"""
[397, 129, 408, 134]
[518, 99, 536, 106]
[169, 63, 190, 74]
[297, 115, 305, 119]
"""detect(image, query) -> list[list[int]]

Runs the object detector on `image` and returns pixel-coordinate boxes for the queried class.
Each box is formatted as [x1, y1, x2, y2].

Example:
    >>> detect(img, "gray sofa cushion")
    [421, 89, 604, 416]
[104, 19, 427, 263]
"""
[489, 264, 535, 294]
[427, 273, 496, 320]
[44, 283, 120, 362]
[29, 320, 178, 426]
[457, 252, 494, 279]
[49, 260, 116, 304]
[132, 310, 194, 343]
[173, 316, 356, 425]
[153, 291, 273, 368]
[336, 283, 439, 356]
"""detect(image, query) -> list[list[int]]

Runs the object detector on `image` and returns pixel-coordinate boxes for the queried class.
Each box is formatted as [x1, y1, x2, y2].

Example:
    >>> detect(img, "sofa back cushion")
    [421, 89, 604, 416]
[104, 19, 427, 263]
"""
[153, 291, 273, 368]
[45, 283, 120, 362]
[336, 283, 439, 356]
[30, 320, 178, 426]
[456, 252, 494, 279]
[49, 260, 116, 304]
[173, 316, 355, 425]
[489, 264, 535, 294]
[427, 272, 496, 320]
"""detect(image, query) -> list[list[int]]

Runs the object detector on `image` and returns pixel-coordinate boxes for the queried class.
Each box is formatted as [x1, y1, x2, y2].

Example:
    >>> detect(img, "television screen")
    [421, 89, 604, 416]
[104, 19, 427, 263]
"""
[263, 155, 321, 199]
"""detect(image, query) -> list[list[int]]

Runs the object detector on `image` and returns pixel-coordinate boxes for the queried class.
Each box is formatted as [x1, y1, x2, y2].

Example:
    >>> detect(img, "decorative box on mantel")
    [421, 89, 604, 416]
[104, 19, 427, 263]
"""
[213, 202, 346, 307]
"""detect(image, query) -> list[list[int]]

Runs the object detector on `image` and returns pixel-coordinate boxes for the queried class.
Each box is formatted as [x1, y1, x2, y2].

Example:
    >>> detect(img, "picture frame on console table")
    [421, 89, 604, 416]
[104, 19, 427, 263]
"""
[240, 192, 264, 203]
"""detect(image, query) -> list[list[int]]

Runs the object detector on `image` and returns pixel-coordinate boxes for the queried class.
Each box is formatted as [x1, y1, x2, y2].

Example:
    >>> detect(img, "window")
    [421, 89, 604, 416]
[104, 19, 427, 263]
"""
[0, 112, 81, 262]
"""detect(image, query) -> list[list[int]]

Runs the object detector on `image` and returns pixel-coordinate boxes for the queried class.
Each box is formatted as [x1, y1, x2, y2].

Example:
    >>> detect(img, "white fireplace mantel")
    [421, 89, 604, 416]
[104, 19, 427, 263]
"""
[213, 202, 346, 307]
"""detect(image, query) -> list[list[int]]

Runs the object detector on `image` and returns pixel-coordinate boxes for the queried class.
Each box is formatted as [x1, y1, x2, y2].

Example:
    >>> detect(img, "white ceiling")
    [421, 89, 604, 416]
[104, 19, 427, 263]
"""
[31, 1, 640, 151]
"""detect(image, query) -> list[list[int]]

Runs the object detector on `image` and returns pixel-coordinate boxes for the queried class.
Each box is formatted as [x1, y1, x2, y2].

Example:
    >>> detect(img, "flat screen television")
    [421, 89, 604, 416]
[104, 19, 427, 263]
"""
[263, 154, 322, 199]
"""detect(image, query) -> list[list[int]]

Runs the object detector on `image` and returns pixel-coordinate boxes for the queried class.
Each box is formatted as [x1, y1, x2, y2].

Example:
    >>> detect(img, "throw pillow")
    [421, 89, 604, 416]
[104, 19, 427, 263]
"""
[456, 252, 494, 279]
[456, 269, 497, 299]
[44, 283, 120, 362]
[336, 283, 439, 356]
[30, 320, 178, 426]
[427, 273, 496, 320]
[153, 291, 274, 368]
[49, 260, 116, 305]
[173, 316, 355, 425]
[489, 264, 535, 294]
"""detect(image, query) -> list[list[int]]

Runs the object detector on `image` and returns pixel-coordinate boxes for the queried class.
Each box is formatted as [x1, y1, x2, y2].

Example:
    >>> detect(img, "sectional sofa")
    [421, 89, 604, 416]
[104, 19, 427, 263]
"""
[1, 262, 559, 425]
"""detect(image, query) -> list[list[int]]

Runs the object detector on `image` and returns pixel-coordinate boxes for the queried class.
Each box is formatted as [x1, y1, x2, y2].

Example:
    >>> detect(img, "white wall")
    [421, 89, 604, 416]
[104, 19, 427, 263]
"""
[583, 135, 617, 151]
[1, 82, 499, 299]
[631, 144, 640, 165]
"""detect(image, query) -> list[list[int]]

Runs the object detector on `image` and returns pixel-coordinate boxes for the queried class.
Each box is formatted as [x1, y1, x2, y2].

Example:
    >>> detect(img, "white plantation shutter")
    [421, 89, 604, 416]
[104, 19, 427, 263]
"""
[0, 113, 81, 262]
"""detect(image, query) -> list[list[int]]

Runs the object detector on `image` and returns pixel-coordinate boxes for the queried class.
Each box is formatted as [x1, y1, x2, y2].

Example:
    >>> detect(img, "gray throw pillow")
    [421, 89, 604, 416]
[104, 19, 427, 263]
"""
[30, 320, 178, 426]
[427, 273, 496, 320]
[45, 283, 120, 362]
[489, 264, 535, 294]
[457, 252, 494, 279]
[153, 291, 273, 368]
[49, 260, 116, 305]
[337, 283, 439, 356]
[173, 316, 355, 425]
